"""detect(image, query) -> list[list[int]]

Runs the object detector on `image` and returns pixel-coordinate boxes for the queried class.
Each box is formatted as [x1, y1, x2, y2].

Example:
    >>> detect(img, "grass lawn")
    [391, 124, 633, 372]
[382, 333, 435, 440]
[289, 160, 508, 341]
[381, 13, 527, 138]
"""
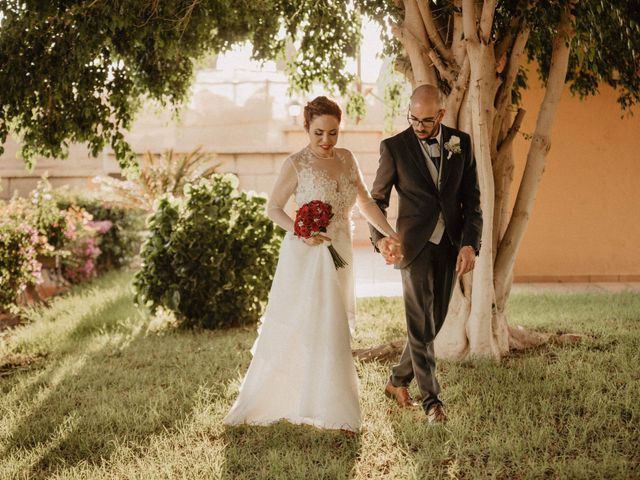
[1, 270, 638, 479]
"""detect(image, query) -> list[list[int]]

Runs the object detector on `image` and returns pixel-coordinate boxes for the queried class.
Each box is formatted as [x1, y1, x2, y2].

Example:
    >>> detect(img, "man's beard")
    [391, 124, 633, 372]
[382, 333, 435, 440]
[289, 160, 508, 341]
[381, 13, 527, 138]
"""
[416, 124, 439, 138]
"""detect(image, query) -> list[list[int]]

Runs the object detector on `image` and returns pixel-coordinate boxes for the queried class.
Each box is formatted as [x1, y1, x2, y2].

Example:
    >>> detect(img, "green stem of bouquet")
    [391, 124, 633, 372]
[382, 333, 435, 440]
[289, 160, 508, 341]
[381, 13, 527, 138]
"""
[327, 245, 348, 270]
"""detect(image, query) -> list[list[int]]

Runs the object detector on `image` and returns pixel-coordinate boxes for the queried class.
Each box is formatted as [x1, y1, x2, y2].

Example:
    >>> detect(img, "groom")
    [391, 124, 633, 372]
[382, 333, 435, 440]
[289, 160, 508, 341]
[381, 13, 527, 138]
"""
[369, 85, 482, 423]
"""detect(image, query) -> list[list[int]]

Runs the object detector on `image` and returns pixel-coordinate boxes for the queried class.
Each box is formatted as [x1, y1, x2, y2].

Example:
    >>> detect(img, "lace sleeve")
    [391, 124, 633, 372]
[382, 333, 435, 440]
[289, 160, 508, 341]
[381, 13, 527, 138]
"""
[266, 156, 298, 233]
[350, 152, 397, 238]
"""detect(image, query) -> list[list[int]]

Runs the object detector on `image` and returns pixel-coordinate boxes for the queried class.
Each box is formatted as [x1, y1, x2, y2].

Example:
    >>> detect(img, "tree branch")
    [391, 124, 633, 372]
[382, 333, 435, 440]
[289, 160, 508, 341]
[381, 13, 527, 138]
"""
[451, 0, 467, 66]
[404, 0, 430, 46]
[445, 56, 470, 125]
[462, 0, 479, 44]
[492, 25, 530, 148]
[391, 23, 438, 85]
[494, 17, 520, 69]
[491, 114, 513, 264]
[416, 0, 454, 63]
[497, 107, 526, 156]
[492, 108, 524, 262]
[429, 51, 457, 83]
[392, 23, 453, 84]
[494, 2, 576, 296]
[479, 0, 497, 44]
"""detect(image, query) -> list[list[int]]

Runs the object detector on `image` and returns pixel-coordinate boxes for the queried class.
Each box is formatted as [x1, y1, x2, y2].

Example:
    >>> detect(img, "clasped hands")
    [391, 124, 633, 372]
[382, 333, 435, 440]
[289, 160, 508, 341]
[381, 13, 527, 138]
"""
[376, 235, 404, 265]
[377, 237, 477, 274]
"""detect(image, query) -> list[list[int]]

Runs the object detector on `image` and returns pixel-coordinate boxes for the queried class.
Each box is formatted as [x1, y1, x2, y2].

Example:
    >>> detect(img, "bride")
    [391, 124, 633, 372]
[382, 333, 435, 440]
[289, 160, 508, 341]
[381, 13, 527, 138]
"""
[223, 96, 401, 432]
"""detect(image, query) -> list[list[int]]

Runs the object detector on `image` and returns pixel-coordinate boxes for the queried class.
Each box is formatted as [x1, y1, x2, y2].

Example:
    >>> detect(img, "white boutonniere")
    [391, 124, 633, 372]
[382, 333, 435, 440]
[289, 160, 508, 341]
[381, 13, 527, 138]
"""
[444, 135, 462, 158]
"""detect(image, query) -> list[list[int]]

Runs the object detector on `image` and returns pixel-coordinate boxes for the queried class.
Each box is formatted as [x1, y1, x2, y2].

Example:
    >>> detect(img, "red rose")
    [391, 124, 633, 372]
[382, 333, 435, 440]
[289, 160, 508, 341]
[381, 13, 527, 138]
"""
[294, 200, 335, 238]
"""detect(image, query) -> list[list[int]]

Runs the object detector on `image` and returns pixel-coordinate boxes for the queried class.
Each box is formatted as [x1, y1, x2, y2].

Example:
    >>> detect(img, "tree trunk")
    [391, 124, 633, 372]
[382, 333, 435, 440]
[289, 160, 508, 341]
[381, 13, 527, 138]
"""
[373, 0, 577, 361]
[494, 3, 576, 303]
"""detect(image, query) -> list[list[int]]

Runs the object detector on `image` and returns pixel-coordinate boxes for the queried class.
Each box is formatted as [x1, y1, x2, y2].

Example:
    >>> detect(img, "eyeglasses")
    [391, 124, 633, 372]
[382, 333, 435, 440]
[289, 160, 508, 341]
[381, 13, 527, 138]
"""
[407, 109, 444, 129]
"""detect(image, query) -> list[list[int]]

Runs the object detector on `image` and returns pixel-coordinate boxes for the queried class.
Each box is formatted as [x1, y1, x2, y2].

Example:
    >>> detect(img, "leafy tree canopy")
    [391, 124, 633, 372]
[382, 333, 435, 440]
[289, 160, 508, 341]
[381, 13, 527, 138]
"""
[1, 0, 638, 169]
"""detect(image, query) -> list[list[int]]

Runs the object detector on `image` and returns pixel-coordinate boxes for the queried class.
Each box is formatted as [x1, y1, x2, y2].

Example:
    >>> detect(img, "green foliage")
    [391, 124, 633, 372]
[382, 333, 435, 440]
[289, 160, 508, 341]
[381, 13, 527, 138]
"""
[569, 0, 640, 110]
[493, 0, 640, 110]
[0, 0, 267, 168]
[4, 178, 68, 251]
[133, 174, 283, 329]
[345, 91, 366, 120]
[355, 1, 403, 58]
[280, 2, 361, 95]
[0, 177, 145, 311]
[383, 76, 408, 134]
[2, 0, 638, 168]
[0, 1, 363, 168]
[512, 67, 529, 106]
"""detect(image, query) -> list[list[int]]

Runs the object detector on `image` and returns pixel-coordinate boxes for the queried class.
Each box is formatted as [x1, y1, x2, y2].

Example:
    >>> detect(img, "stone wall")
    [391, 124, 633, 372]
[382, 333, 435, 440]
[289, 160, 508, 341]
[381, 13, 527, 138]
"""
[0, 140, 109, 199]
[0, 128, 392, 248]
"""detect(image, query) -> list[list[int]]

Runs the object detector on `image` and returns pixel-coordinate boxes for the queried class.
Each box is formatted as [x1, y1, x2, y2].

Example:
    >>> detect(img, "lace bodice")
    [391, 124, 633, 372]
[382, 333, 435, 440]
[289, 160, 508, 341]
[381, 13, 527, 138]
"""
[294, 147, 358, 222]
[267, 146, 396, 239]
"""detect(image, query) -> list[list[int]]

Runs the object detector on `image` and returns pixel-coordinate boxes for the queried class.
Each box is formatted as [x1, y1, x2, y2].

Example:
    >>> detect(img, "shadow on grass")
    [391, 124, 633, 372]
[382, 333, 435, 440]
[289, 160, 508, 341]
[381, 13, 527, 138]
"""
[222, 423, 361, 480]
[0, 277, 247, 479]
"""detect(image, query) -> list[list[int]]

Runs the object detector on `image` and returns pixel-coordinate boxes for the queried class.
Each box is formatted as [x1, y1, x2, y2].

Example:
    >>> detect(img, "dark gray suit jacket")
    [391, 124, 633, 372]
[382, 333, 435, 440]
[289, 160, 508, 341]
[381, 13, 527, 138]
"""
[369, 125, 483, 269]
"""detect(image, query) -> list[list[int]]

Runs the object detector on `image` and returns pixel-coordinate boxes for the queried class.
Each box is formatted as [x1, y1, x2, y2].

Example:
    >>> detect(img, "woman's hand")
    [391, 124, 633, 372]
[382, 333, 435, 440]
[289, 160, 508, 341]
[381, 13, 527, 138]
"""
[302, 234, 332, 246]
[389, 233, 401, 244]
[377, 234, 404, 265]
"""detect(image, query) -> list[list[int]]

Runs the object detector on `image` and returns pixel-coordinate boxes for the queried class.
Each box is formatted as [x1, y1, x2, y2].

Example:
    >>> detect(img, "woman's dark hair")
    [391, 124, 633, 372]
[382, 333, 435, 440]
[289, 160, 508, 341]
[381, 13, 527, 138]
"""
[303, 96, 342, 130]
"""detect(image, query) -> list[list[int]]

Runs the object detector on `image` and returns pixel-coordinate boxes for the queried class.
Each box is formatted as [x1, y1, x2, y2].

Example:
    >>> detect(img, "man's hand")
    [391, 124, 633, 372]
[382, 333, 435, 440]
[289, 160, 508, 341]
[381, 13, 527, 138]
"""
[377, 236, 404, 265]
[456, 246, 476, 275]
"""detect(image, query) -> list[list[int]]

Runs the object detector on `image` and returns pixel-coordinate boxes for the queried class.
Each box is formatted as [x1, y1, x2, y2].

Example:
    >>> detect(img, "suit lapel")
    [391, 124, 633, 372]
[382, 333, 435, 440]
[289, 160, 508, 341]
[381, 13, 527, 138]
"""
[440, 124, 453, 187]
[400, 128, 438, 193]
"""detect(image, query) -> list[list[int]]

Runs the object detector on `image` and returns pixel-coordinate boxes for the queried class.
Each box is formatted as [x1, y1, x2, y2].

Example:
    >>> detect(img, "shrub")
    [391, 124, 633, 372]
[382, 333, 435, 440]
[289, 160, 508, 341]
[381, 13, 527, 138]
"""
[5, 179, 67, 251]
[133, 174, 283, 329]
[55, 193, 145, 271]
[8, 179, 99, 282]
[58, 206, 102, 283]
[0, 216, 50, 313]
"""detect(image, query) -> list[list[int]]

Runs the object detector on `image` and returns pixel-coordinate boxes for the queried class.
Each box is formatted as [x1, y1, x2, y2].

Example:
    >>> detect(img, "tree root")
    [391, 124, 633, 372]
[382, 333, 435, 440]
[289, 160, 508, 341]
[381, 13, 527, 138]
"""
[0, 312, 22, 331]
[507, 324, 551, 350]
[0, 353, 48, 377]
[352, 340, 404, 363]
[508, 324, 591, 351]
[353, 327, 590, 363]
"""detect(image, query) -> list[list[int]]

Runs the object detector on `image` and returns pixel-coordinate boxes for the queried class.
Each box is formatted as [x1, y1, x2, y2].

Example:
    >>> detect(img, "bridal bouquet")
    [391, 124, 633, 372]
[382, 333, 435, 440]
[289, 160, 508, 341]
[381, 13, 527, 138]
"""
[294, 200, 348, 269]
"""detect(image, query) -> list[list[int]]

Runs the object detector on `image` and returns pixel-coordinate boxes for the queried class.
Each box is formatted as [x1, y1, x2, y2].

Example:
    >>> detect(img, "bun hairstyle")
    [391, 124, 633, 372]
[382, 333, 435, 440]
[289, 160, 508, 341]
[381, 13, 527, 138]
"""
[303, 96, 342, 130]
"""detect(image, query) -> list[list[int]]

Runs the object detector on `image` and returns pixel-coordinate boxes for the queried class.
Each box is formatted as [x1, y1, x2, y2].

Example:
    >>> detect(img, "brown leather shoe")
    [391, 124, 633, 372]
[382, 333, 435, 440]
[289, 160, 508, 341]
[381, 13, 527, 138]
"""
[384, 381, 418, 408]
[426, 404, 448, 424]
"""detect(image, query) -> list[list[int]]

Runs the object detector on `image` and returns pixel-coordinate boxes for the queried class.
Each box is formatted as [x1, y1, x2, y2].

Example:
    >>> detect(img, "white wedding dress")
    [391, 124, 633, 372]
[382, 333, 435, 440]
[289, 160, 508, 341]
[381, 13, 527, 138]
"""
[223, 146, 396, 432]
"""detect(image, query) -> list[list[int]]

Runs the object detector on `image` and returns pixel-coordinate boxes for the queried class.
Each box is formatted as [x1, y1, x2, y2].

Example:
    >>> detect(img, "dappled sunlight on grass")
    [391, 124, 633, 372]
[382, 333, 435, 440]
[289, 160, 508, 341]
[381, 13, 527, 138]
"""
[353, 297, 406, 349]
[222, 423, 361, 479]
[1, 271, 638, 478]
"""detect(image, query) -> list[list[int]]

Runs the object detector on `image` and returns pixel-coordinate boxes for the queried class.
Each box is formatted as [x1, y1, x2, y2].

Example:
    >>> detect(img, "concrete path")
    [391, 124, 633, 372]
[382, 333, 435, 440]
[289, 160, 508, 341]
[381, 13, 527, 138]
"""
[352, 246, 640, 298]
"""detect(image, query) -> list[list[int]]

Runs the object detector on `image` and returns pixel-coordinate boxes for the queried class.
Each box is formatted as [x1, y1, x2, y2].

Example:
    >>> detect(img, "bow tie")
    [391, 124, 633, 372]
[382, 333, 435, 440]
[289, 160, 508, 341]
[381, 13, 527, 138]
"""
[422, 137, 438, 146]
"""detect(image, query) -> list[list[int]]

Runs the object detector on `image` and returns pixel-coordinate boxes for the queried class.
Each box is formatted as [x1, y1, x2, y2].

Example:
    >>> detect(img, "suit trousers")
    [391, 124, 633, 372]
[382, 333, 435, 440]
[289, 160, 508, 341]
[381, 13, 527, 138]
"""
[390, 237, 458, 411]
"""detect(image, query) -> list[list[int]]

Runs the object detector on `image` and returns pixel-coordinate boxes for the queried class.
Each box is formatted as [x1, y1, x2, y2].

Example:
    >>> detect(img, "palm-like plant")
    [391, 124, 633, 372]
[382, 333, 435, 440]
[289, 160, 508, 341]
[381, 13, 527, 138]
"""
[94, 147, 221, 211]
